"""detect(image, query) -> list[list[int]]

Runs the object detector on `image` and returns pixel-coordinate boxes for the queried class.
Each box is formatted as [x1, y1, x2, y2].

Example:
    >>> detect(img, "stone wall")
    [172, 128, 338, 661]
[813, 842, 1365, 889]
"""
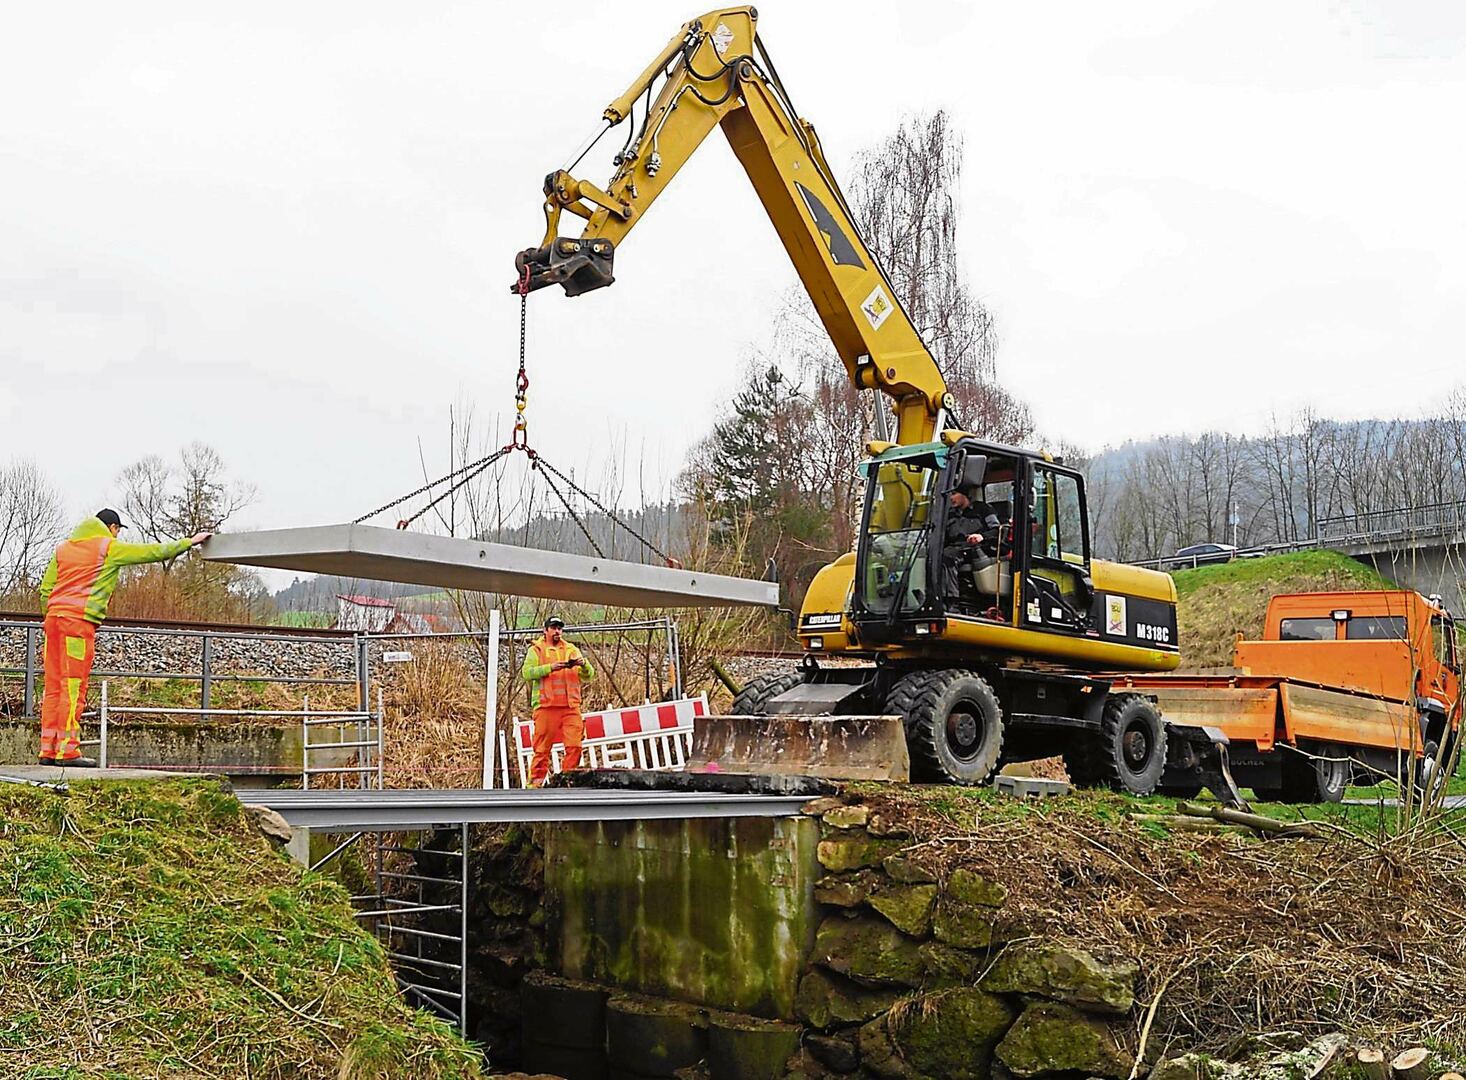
[789, 797, 1138, 1080]
[509, 797, 1146, 1080]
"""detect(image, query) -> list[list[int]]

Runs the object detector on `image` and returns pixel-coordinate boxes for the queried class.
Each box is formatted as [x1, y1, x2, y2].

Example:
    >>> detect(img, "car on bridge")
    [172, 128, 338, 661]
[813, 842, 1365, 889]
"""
[1171, 542, 1239, 566]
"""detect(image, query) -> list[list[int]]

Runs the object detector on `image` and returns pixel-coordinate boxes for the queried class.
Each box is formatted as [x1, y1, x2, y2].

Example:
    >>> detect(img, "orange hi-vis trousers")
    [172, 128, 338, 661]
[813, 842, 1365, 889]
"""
[40, 614, 97, 762]
[529, 705, 585, 786]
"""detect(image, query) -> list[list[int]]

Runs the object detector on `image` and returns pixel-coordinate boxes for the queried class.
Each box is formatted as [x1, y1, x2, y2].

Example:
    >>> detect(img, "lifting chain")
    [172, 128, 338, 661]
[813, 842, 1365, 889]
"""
[512, 262, 532, 450]
[354, 259, 681, 567]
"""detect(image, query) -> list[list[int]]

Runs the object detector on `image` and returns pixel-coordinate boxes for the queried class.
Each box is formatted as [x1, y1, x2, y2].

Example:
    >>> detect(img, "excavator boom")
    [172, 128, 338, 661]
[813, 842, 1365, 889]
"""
[514, 7, 950, 445]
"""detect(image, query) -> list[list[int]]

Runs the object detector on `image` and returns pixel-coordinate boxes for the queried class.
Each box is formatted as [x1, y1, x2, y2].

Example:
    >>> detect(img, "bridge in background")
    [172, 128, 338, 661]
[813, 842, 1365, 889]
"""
[1132, 499, 1466, 614]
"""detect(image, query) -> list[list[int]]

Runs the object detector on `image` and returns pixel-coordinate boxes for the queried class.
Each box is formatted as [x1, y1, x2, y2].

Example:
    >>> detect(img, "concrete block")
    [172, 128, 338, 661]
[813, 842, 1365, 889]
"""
[204, 524, 776, 608]
[994, 775, 1071, 799]
[606, 996, 706, 1077]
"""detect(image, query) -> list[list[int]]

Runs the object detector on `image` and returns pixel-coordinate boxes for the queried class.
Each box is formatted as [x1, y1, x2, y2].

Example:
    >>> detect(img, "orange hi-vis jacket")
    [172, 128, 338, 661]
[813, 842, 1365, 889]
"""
[521, 636, 596, 711]
[39, 517, 195, 624]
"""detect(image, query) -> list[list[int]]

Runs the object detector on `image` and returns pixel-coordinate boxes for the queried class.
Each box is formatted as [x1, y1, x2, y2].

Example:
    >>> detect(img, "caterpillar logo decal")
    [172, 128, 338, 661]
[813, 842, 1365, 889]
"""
[794, 181, 865, 269]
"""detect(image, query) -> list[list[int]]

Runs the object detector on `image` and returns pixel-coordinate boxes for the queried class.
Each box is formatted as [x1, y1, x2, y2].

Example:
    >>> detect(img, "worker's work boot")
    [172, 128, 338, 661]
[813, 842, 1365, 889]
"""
[36, 757, 56, 766]
[55, 756, 99, 768]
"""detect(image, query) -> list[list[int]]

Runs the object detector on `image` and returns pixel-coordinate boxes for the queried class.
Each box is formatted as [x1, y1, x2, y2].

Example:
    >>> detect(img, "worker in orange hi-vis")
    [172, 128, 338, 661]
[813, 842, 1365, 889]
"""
[521, 615, 596, 787]
[37, 509, 212, 767]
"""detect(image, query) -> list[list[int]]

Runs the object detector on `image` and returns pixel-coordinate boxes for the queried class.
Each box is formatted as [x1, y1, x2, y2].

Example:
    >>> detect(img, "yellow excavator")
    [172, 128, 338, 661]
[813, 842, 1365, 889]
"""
[515, 7, 1231, 796]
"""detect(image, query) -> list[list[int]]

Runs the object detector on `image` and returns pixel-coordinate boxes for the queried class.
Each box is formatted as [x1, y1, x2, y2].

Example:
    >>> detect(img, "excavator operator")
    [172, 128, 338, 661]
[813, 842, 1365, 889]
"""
[941, 486, 1002, 612]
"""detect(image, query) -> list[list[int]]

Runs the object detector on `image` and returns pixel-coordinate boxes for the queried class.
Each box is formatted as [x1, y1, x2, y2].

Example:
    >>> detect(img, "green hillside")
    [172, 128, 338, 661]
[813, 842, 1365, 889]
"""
[1171, 550, 1393, 667]
[0, 778, 482, 1080]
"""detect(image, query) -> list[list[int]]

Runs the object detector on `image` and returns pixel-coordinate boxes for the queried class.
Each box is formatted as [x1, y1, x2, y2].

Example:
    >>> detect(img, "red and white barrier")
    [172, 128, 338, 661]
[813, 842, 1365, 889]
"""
[513, 694, 708, 787]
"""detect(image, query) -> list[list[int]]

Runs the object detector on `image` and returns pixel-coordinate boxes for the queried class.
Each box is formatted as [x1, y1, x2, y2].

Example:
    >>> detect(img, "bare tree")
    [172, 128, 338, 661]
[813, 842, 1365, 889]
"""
[0, 460, 64, 599]
[117, 454, 173, 544]
[116, 442, 255, 548]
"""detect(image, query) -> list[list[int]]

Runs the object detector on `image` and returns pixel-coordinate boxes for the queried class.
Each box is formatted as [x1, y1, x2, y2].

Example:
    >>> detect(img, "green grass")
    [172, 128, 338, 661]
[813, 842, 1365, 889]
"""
[0, 779, 482, 1079]
[1169, 548, 1392, 598]
[864, 780, 1463, 841]
[270, 611, 335, 629]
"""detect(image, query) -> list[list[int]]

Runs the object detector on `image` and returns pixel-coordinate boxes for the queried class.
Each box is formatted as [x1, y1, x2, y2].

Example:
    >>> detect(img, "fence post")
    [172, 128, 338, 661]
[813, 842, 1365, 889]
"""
[200, 633, 213, 713]
[481, 608, 501, 789]
[301, 693, 310, 790]
[668, 616, 683, 700]
[99, 680, 109, 768]
[356, 635, 369, 712]
[376, 687, 385, 790]
[23, 624, 38, 720]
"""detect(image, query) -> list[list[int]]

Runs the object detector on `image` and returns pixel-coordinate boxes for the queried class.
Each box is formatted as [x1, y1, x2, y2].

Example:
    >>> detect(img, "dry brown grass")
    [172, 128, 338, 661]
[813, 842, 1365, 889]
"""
[864, 785, 1466, 1054]
[373, 633, 703, 788]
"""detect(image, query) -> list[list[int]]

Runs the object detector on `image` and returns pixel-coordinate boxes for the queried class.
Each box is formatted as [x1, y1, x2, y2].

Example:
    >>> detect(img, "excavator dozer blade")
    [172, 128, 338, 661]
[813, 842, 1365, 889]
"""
[690, 715, 911, 784]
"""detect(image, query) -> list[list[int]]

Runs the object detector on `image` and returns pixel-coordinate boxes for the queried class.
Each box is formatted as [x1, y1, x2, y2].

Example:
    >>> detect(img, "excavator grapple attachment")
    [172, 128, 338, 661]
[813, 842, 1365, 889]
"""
[690, 715, 911, 783]
[514, 239, 615, 297]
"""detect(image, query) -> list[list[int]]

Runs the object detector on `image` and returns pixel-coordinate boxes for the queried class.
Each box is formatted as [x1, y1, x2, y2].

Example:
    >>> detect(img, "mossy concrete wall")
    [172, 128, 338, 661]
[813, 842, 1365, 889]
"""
[541, 815, 820, 1020]
[0, 719, 347, 783]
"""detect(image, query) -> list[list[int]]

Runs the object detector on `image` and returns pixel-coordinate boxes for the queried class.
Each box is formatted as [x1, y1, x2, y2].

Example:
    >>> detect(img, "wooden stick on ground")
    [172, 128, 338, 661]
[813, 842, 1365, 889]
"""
[1127, 814, 1251, 835]
[1177, 801, 1322, 838]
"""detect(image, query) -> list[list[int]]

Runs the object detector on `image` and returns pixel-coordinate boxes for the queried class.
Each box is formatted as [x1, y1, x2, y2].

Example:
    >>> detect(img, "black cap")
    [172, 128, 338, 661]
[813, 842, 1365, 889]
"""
[96, 508, 123, 529]
[545, 615, 565, 629]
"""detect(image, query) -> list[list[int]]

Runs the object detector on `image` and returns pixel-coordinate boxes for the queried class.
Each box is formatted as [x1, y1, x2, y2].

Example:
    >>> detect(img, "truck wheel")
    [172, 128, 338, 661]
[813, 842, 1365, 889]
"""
[1313, 742, 1350, 803]
[889, 669, 1004, 785]
[1095, 694, 1167, 796]
[1283, 742, 1348, 803]
[729, 670, 804, 715]
[1418, 740, 1446, 800]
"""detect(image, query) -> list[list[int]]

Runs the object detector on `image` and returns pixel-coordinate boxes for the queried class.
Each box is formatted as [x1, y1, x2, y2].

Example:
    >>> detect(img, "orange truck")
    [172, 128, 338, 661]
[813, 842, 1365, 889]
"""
[1122, 591, 1461, 802]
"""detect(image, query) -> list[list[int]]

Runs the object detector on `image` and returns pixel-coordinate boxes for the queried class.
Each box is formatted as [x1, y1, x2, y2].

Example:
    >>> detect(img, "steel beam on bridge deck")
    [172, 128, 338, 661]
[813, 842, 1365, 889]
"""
[203, 524, 777, 609]
[250, 787, 810, 830]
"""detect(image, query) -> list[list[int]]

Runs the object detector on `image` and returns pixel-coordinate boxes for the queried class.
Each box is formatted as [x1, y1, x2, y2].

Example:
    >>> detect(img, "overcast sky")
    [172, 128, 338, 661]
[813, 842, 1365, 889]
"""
[4, 1, 1464, 538]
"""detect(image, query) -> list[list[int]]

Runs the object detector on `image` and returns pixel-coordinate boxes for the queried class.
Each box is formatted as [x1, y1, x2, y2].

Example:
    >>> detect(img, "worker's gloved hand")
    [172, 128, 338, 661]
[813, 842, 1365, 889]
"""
[965, 533, 984, 545]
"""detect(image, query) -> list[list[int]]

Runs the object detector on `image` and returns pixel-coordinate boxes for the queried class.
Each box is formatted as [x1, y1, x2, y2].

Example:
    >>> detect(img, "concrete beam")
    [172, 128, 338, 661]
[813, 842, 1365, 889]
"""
[203, 523, 777, 609]
[249, 787, 811, 829]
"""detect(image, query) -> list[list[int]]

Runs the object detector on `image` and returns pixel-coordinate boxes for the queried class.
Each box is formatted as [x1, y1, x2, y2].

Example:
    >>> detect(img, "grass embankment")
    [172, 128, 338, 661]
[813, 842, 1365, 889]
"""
[0, 778, 482, 1080]
[858, 782, 1466, 1055]
[1170, 550, 1393, 667]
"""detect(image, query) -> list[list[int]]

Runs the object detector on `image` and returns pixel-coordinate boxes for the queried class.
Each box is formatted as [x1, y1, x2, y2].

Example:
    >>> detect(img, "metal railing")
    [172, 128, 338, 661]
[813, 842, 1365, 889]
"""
[0, 618, 358, 722]
[84, 680, 382, 781]
[302, 690, 383, 790]
[315, 826, 470, 1033]
[1126, 499, 1466, 569]
[1316, 500, 1466, 544]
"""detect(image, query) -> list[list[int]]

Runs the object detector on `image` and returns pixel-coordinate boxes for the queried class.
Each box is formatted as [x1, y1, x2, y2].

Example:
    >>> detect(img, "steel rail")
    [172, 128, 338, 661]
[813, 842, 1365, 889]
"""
[251, 786, 810, 829]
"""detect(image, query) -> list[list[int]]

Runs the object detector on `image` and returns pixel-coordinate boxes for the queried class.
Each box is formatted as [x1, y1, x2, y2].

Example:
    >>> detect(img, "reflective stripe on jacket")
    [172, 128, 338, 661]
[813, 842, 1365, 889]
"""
[39, 517, 194, 624]
[521, 636, 596, 711]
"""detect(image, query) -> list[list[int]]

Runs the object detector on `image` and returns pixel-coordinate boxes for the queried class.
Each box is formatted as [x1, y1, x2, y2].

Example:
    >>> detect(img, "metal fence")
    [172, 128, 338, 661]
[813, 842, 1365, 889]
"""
[0, 617, 358, 721]
[1316, 500, 1466, 544]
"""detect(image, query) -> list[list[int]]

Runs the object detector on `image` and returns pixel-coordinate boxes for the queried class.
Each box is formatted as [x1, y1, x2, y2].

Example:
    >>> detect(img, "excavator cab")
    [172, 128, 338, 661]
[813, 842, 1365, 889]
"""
[850, 436, 1097, 651]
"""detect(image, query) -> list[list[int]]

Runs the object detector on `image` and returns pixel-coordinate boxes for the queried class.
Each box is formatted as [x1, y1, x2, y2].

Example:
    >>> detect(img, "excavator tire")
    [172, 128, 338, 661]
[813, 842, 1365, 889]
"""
[888, 669, 1004, 785]
[1094, 694, 1167, 796]
[729, 670, 805, 715]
